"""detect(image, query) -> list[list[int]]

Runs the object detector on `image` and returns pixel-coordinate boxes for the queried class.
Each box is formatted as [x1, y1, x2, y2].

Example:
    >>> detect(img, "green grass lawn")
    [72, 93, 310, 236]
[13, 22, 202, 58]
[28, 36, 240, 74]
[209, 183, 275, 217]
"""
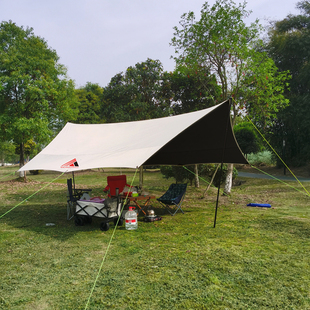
[0, 166, 309, 309]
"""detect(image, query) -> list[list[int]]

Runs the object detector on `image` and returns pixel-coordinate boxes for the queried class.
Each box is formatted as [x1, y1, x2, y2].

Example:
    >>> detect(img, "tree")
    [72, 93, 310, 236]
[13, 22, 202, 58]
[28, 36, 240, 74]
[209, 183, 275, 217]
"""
[166, 64, 221, 115]
[171, 0, 290, 194]
[0, 141, 18, 165]
[0, 21, 77, 179]
[267, 1, 310, 166]
[75, 82, 103, 124]
[125, 58, 168, 118]
[14, 139, 37, 162]
[101, 73, 132, 123]
[102, 58, 171, 123]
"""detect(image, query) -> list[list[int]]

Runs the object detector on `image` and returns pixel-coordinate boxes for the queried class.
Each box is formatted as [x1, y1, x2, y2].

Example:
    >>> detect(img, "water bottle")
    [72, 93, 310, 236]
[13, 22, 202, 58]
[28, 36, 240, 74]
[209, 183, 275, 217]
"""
[125, 207, 138, 230]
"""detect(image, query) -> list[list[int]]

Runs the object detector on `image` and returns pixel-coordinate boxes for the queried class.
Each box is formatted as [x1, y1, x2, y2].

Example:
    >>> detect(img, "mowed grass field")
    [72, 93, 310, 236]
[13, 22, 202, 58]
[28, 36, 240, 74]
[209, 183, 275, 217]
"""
[0, 165, 309, 309]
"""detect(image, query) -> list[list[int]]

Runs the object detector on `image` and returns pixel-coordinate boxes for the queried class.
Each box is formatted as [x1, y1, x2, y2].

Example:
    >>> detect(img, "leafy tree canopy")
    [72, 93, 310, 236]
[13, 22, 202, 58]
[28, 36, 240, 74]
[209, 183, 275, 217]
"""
[268, 1, 310, 89]
[74, 82, 103, 124]
[171, 0, 290, 128]
[0, 21, 77, 170]
[164, 64, 221, 115]
[102, 58, 171, 123]
[0, 141, 18, 164]
[267, 1, 310, 166]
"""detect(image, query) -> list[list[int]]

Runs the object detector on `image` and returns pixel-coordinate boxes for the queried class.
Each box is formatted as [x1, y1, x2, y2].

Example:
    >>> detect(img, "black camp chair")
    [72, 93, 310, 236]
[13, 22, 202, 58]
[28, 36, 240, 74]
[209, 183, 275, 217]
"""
[66, 178, 92, 220]
[157, 183, 187, 216]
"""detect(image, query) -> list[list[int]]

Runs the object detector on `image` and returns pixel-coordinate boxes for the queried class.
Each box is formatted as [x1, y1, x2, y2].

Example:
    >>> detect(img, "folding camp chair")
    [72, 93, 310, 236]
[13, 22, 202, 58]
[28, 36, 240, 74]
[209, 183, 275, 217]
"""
[157, 183, 187, 216]
[103, 175, 131, 197]
[66, 178, 92, 220]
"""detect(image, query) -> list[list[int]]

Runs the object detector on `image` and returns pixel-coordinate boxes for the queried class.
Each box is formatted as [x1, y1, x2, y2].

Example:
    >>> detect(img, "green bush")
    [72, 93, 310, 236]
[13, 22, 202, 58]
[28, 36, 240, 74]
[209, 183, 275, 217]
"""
[234, 122, 262, 156]
[160, 165, 196, 184]
[247, 151, 275, 166]
[160, 164, 238, 186]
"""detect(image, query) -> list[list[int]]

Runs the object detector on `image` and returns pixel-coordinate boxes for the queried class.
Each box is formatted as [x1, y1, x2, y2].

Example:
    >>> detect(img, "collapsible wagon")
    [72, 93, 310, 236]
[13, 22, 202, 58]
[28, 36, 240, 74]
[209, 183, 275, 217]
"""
[74, 196, 123, 231]
[67, 177, 124, 231]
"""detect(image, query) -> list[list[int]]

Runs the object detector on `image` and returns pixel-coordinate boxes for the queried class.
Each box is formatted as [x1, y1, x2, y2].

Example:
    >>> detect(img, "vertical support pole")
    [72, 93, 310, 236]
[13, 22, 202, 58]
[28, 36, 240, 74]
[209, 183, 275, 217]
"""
[72, 171, 75, 192]
[139, 166, 143, 190]
[213, 98, 232, 228]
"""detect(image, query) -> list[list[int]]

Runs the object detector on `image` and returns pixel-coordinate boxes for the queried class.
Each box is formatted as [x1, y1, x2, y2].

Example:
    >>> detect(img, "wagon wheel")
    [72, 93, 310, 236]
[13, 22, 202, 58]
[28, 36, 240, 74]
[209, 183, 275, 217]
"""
[114, 217, 123, 226]
[75, 216, 84, 226]
[100, 222, 109, 231]
[84, 216, 92, 225]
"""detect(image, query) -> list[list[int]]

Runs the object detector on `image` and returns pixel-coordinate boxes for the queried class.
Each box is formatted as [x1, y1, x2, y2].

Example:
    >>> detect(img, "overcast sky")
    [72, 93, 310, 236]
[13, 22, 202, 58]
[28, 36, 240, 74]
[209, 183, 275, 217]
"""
[1, 0, 300, 88]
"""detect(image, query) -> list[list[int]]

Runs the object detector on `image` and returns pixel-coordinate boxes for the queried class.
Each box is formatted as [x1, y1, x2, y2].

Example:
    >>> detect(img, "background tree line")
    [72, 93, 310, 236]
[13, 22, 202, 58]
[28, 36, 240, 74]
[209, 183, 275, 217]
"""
[1, 1, 309, 188]
[74, 58, 220, 124]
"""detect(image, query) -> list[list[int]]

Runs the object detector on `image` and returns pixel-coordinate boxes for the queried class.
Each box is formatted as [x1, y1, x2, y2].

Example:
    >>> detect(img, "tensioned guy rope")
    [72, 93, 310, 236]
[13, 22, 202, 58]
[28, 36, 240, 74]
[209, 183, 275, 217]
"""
[0, 171, 67, 219]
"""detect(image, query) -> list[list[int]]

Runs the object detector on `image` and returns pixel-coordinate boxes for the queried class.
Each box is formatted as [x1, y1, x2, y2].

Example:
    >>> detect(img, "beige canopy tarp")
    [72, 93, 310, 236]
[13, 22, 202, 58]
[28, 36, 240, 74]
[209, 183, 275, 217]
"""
[19, 100, 247, 173]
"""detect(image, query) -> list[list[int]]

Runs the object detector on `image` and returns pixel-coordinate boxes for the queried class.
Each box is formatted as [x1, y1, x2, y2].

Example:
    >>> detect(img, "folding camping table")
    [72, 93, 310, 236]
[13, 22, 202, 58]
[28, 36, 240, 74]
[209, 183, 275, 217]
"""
[121, 195, 156, 215]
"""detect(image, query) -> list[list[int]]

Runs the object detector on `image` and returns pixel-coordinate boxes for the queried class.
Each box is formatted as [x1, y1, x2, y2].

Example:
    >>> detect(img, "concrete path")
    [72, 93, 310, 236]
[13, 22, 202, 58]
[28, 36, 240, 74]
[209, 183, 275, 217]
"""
[238, 171, 310, 182]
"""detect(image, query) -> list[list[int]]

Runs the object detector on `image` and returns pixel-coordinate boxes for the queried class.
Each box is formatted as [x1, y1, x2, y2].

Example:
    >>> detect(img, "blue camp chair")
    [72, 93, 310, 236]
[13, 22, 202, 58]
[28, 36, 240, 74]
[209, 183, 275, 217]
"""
[157, 183, 187, 216]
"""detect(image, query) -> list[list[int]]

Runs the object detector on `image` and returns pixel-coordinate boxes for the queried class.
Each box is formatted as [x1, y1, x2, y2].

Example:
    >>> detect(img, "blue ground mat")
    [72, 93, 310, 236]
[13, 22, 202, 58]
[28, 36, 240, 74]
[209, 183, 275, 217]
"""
[247, 203, 272, 208]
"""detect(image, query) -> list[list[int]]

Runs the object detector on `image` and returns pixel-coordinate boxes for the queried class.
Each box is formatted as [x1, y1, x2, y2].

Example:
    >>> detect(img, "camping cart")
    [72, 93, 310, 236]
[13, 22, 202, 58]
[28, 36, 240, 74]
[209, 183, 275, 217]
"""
[74, 196, 123, 231]
[67, 177, 123, 231]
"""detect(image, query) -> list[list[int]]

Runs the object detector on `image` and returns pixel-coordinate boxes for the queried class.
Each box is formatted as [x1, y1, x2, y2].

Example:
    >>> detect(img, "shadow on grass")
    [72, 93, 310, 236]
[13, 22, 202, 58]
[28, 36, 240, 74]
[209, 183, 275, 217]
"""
[1, 197, 117, 241]
[1, 199, 178, 242]
[1, 177, 200, 243]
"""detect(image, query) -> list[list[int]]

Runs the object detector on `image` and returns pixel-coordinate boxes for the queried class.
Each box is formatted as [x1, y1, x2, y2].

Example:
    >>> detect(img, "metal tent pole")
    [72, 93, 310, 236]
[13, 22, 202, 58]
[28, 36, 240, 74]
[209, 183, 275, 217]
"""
[72, 171, 75, 192]
[213, 98, 232, 228]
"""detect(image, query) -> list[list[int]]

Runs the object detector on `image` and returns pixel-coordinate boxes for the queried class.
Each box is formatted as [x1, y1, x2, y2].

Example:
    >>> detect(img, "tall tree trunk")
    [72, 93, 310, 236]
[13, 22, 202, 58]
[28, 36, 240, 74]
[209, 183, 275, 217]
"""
[19, 142, 26, 181]
[223, 163, 233, 195]
[194, 164, 199, 188]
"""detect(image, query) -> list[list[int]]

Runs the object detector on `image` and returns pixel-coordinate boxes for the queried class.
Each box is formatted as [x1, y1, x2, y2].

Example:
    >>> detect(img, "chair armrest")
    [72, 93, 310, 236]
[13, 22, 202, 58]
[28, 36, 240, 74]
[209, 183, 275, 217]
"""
[103, 185, 110, 192]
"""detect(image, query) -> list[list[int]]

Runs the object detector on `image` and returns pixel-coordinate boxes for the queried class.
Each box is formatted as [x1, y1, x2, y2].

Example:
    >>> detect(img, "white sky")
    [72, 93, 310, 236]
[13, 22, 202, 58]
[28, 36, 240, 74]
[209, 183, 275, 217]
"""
[1, 0, 300, 88]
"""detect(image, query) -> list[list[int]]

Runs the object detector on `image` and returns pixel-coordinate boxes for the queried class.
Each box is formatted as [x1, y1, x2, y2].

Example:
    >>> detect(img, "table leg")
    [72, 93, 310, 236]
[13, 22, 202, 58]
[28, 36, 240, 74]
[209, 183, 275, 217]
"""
[140, 198, 153, 215]
[134, 200, 147, 215]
